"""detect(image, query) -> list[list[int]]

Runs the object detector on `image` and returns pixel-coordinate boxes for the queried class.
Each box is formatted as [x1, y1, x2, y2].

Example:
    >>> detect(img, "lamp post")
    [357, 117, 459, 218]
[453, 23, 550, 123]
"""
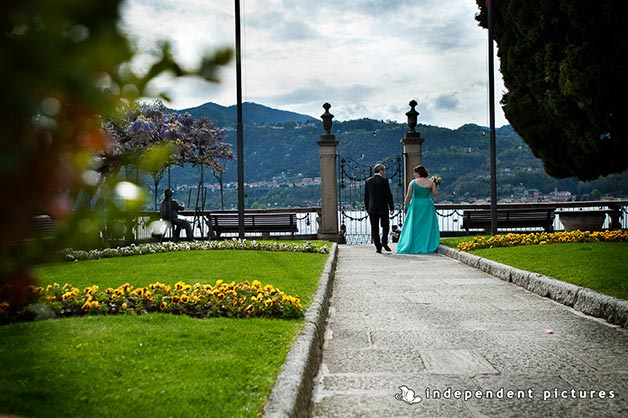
[235, 0, 245, 238]
[488, 0, 498, 235]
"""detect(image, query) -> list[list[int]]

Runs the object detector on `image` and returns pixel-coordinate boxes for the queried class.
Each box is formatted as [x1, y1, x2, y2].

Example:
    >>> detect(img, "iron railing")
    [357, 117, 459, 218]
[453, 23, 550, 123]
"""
[114, 201, 626, 244]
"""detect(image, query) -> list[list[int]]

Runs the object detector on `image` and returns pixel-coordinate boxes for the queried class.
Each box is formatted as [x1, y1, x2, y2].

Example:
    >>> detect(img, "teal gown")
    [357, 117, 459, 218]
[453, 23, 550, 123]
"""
[396, 181, 440, 253]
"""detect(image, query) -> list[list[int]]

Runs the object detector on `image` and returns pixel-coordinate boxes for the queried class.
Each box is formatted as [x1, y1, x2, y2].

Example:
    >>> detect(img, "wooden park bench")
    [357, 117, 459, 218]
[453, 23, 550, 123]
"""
[462, 208, 555, 234]
[33, 214, 55, 238]
[207, 212, 298, 238]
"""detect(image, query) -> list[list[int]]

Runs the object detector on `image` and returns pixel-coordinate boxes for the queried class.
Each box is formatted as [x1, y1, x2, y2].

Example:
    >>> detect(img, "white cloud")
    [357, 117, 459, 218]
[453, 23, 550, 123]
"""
[120, 0, 507, 129]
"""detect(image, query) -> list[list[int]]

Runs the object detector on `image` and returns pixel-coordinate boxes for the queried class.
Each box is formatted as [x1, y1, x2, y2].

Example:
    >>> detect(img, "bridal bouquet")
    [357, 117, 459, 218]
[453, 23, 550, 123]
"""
[430, 174, 442, 186]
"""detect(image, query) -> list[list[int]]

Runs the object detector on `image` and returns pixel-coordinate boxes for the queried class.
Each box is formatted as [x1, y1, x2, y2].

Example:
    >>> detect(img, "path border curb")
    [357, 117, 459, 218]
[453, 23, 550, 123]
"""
[264, 243, 338, 418]
[438, 244, 628, 328]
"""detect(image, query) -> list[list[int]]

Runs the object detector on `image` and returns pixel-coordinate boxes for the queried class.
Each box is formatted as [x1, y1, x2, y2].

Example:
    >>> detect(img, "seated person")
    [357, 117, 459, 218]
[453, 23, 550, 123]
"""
[160, 189, 193, 241]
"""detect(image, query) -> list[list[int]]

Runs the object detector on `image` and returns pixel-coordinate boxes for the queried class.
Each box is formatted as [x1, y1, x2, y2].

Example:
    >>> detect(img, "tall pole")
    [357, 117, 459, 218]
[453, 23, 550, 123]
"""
[235, 0, 245, 238]
[488, 0, 498, 235]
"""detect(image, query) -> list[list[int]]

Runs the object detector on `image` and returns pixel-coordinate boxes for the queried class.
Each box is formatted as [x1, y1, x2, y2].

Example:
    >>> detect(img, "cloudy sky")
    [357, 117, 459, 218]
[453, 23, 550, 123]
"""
[120, 0, 508, 129]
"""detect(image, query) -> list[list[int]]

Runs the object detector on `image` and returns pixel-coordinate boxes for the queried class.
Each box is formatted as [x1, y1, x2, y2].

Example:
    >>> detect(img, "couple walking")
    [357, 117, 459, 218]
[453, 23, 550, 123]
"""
[364, 164, 440, 254]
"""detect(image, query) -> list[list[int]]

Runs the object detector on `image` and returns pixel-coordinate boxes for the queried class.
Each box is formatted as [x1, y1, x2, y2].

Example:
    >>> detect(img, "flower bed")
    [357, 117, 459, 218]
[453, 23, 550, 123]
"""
[1, 279, 304, 324]
[457, 230, 628, 252]
[61, 239, 329, 261]
[1, 240, 328, 324]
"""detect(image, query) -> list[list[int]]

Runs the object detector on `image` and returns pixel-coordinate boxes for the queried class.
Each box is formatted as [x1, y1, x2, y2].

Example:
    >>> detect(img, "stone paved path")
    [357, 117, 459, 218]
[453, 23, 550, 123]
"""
[310, 245, 628, 417]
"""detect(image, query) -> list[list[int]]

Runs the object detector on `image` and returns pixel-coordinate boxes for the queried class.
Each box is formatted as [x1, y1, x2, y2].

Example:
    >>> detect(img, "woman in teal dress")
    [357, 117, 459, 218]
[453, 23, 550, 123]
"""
[396, 165, 440, 253]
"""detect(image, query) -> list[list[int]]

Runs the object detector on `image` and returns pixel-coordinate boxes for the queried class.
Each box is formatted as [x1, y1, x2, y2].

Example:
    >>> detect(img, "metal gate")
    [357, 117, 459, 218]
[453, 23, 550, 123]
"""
[338, 154, 404, 244]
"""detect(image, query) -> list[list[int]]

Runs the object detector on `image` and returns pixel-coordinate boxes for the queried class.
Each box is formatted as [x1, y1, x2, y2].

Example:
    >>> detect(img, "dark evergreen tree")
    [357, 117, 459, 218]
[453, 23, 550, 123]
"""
[476, 0, 628, 180]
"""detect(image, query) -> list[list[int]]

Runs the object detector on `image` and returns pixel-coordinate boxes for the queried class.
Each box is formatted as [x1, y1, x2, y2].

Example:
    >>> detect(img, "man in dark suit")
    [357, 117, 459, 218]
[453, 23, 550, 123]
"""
[364, 163, 395, 253]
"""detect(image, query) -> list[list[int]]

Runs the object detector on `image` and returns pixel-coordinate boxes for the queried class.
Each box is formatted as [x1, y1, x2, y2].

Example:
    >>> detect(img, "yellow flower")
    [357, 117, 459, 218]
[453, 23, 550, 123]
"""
[81, 300, 99, 310]
[62, 291, 77, 301]
[83, 285, 99, 295]
[159, 301, 168, 311]
[30, 285, 44, 293]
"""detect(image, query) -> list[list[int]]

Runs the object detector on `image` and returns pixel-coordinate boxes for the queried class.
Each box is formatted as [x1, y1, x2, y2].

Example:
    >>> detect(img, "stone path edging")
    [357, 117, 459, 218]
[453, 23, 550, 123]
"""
[438, 244, 628, 328]
[263, 243, 338, 418]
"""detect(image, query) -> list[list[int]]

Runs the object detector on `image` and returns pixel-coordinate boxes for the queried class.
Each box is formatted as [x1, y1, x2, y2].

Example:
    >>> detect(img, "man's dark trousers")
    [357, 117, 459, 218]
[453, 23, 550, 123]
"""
[364, 173, 394, 252]
[368, 212, 389, 251]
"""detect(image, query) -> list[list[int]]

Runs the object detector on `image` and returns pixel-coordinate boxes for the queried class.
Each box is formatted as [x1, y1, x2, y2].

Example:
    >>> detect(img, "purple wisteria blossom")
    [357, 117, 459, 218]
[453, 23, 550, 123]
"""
[101, 101, 234, 207]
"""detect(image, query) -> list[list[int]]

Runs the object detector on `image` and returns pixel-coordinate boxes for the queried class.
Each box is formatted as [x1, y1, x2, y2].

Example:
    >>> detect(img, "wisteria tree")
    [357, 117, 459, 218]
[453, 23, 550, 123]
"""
[101, 102, 234, 209]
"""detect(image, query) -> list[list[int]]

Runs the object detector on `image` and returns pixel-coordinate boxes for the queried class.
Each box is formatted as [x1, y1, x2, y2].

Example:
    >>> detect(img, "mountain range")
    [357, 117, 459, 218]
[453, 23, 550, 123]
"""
[177, 102, 316, 127]
[160, 102, 628, 209]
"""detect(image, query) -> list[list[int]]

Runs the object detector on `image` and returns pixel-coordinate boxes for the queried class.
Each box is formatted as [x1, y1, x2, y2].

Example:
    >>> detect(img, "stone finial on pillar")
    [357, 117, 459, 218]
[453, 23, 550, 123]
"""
[406, 99, 419, 134]
[320, 102, 335, 140]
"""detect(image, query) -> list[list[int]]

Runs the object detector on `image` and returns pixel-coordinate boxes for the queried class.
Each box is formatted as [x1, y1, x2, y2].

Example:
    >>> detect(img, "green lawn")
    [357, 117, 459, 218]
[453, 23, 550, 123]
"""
[0, 247, 330, 418]
[35, 249, 325, 306]
[441, 238, 628, 300]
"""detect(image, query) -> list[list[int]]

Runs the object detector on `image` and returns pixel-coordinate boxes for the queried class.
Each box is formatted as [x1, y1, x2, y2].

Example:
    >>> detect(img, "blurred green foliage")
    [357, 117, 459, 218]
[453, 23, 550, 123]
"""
[0, 0, 231, 305]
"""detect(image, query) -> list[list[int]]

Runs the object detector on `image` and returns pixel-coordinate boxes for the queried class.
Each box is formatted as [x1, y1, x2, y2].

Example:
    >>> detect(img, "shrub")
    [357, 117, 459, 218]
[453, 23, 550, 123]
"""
[61, 239, 329, 261]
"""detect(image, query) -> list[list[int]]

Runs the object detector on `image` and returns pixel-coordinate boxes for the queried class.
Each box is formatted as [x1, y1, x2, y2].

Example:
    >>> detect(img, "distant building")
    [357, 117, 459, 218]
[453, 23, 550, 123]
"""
[548, 189, 575, 202]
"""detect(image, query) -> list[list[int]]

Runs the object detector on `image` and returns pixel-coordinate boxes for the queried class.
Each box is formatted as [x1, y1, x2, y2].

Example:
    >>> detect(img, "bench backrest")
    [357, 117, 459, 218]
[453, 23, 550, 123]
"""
[462, 208, 555, 232]
[464, 208, 555, 221]
[33, 214, 55, 236]
[209, 213, 297, 231]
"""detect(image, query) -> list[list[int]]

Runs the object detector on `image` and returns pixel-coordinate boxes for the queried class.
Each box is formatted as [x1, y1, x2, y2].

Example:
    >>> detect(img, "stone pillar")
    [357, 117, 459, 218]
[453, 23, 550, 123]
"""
[401, 100, 425, 189]
[317, 103, 341, 242]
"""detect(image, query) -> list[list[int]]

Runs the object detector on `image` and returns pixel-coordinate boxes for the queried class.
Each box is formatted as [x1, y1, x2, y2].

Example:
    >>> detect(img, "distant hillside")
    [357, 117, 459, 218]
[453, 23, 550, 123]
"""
[175, 102, 317, 126]
[161, 103, 628, 209]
